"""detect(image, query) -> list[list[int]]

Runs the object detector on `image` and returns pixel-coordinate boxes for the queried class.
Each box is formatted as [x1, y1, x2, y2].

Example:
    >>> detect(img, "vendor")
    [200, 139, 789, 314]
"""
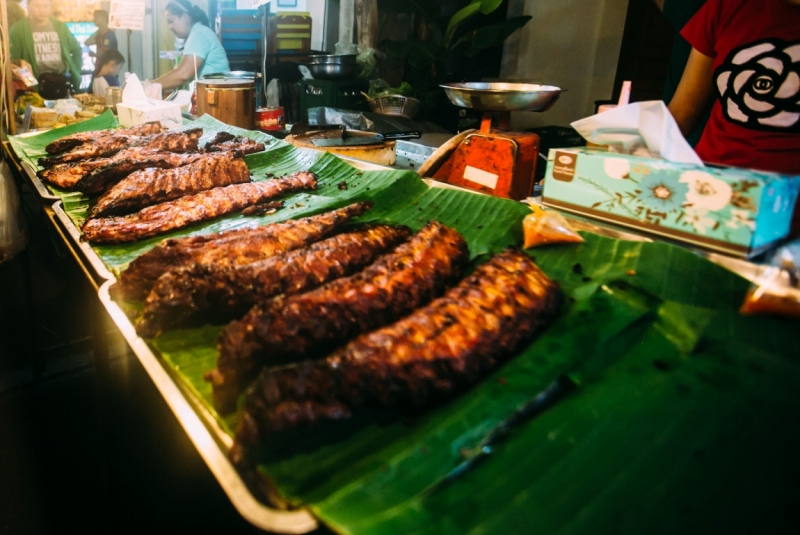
[92, 49, 125, 97]
[85, 10, 118, 77]
[8, 0, 82, 97]
[151, 0, 230, 91]
[668, 0, 800, 174]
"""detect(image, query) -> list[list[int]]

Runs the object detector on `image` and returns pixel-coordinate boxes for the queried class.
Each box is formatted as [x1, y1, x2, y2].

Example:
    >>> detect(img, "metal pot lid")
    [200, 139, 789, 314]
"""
[196, 78, 256, 87]
[201, 71, 262, 79]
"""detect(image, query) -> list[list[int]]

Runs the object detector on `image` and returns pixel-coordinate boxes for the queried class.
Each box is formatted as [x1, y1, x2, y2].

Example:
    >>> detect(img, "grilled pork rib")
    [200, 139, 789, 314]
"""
[44, 122, 165, 154]
[209, 221, 470, 414]
[88, 153, 251, 219]
[234, 249, 563, 450]
[135, 224, 412, 338]
[39, 128, 203, 167]
[38, 149, 208, 193]
[206, 136, 265, 155]
[82, 171, 317, 244]
[109, 201, 372, 302]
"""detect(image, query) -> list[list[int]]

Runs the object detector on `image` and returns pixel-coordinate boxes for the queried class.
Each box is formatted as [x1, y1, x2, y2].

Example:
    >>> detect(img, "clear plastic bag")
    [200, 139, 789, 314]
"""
[740, 242, 800, 319]
[0, 160, 27, 263]
[522, 203, 584, 248]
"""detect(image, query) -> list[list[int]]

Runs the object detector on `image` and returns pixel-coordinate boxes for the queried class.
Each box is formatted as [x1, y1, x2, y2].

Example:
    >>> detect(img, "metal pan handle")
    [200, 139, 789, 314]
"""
[379, 131, 422, 141]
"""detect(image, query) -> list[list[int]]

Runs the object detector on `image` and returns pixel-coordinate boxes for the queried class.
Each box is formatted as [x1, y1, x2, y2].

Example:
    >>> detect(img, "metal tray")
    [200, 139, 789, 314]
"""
[97, 281, 320, 533]
[13, 152, 322, 532]
[13, 135, 781, 533]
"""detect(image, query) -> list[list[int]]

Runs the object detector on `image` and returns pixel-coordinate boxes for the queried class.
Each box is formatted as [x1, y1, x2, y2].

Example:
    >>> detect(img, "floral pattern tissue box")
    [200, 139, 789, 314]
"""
[542, 148, 800, 258]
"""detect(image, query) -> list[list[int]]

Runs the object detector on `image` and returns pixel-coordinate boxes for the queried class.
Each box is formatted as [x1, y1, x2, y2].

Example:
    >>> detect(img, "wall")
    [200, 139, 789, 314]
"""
[500, 0, 629, 129]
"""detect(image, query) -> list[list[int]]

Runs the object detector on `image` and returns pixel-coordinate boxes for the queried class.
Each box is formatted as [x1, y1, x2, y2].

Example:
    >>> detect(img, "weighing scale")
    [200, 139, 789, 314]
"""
[420, 83, 562, 200]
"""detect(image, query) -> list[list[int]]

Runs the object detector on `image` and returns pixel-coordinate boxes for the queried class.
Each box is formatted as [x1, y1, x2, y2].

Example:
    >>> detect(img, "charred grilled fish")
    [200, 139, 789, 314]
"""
[38, 149, 208, 193]
[209, 221, 470, 414]
[234, 249, 562, 451]
[44, 122, 165, 154]
[135, 224, 412, 338]
[109, 201, 372, 302]
[82, 171, 317, 244]
[206, 135, 265, 155]
[39, 128, 203, 168]
[88, 152, 251, 219]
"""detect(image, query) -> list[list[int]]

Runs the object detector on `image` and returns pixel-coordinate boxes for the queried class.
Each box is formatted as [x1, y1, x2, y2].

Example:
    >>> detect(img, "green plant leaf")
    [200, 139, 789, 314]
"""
[464, 15, 532, 57]
[444, 3, 481, 48]
[470, 0, 503, 15]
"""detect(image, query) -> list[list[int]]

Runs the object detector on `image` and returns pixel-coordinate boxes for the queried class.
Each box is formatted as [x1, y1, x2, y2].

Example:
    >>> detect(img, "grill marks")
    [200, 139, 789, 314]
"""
[234, 249, 562, 451]
[135, 223, 412, 338]
[88, 152, 251, 218]
[44, 121, 165, 154]
[208, 221, 470, 414]
[109, 201, 373, 301]
[82, 171, 318, 244]
[39, 128, 203, 167]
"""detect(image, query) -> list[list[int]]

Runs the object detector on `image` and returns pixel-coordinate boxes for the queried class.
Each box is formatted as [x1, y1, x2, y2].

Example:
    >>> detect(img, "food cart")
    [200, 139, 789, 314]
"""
[4, 108, 799, 533]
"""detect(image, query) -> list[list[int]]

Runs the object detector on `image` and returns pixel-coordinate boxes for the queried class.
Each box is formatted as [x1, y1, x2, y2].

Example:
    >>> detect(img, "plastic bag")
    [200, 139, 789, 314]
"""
[0, 160, 27, 262]
[522, 203, 584, 248]
[740, 242, 800, 319]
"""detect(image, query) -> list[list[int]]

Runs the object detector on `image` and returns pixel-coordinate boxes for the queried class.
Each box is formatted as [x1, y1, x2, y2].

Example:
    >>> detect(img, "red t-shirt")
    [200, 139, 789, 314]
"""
[681, 0, 800, 174]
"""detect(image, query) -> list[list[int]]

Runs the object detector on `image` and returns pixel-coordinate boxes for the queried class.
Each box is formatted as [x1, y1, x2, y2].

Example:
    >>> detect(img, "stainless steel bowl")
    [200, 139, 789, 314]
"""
[440, 82, 562, 112]
[306, 54, 357, 65]
[306, 62, 356, 79]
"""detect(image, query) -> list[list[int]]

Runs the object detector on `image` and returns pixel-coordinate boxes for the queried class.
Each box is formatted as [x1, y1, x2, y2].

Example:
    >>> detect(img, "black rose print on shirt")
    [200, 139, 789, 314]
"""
[714, 38, 800, 132]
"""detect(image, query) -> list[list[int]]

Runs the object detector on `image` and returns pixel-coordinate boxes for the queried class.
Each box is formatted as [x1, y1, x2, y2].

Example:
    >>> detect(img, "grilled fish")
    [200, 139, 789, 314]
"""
[39, 128, 203, 168]
[135, 224, 412, 338]
[234, 249, 562, 451]
[83, 171, 317, 244]
[209, 221, 470, 414]
[44, 122, 165, 154]
[206, 136, 265, 155]
[109, 201, 372, 302]
[38, 149, 208, 192]
[88, 152, 251, 219]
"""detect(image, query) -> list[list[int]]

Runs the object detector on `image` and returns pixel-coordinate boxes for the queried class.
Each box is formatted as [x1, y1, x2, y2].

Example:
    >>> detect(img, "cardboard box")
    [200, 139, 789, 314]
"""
[117, 99, 182, 129]
[542, 148, 800, 258]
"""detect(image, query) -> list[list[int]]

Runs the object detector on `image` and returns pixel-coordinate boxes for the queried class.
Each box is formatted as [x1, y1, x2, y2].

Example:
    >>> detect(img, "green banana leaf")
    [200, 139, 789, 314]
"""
[16, 116, 800, 534]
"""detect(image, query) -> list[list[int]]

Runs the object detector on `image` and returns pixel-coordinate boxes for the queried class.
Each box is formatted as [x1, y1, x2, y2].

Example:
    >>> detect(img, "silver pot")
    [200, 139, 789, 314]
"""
[306, 62, 356, 79]
[306, 54, 357, 65]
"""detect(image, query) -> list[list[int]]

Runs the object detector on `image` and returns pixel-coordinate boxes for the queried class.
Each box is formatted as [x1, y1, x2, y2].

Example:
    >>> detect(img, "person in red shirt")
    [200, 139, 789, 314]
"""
[669, 0, 800, 175]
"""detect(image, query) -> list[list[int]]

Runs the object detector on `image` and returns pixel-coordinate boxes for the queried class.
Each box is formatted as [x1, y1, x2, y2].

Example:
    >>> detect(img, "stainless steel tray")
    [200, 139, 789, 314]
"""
[13, 137, 780, 532]
[97, 282, 319, 533]
[42, 184, 322, 534]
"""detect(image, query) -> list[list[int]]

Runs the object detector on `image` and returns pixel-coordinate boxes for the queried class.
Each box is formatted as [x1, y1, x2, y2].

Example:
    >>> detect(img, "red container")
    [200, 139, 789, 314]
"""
[256, 107, 285, 131]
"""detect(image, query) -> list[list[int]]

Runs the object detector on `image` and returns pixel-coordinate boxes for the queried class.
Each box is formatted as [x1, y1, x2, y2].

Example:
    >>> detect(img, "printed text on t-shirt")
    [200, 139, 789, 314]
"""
[33, 32, 61, 64]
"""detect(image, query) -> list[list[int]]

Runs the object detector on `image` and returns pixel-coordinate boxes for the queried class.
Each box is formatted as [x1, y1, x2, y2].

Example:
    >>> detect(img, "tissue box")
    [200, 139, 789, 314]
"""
[542, 148, 800, 258]
[117, 99, 182, 129]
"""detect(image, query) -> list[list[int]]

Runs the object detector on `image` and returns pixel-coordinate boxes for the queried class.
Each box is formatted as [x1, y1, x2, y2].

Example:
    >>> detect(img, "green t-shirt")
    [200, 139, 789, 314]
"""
[183, 23, 230, 78]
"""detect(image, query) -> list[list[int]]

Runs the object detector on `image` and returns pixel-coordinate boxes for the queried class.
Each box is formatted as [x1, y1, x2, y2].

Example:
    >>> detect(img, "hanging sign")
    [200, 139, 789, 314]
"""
[108, 0, 146, 31]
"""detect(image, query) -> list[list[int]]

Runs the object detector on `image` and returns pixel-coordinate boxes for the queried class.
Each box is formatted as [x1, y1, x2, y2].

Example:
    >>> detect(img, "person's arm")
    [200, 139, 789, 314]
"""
[85, 30, 98, 46]
[93, 76, 109, 96]
[668, 47, 716, 137]
[151, 54, 205, 90]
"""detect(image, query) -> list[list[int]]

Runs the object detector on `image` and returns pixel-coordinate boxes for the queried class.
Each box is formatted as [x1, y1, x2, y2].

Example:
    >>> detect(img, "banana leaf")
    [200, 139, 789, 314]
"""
[17, 116, 800, 533]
